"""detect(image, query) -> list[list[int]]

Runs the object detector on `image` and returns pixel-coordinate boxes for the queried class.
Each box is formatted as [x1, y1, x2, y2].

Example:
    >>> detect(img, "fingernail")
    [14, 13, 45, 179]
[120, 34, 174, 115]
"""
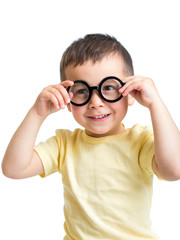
[60, 104, 65, 109]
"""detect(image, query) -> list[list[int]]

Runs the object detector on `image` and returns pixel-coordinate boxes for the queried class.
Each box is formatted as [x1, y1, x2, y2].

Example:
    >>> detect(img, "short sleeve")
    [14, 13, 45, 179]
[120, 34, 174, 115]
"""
[34, 129, 73, 178]
[34, 135, 59, 178]
[138, 127, 155, 175]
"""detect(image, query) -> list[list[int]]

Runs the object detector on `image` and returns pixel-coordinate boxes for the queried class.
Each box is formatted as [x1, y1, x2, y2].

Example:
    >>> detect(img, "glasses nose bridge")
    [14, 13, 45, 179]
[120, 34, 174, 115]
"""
[88, 85, 104, 108]
[89, 85, 102, 100]
[90, 85, 100, 94]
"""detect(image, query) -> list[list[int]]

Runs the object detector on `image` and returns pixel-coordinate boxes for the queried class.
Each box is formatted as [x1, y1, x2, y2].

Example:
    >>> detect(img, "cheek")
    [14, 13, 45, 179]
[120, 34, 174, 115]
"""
[70, 105, 85, 122]
[113, 97, 128, 113]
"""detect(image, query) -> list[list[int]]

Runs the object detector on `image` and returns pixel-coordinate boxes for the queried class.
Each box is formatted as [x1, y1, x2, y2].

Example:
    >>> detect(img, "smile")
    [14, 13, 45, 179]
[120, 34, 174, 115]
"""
[88, 114, 111, 120]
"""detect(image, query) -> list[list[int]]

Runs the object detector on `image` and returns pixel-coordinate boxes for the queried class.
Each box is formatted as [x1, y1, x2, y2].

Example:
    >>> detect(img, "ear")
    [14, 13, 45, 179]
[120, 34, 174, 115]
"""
[67, 103, 72, 112]
[128, 94, 135, 106]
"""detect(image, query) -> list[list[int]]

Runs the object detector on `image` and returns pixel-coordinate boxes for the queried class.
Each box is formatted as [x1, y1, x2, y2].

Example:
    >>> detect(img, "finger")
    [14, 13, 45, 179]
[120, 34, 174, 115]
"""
[120, 76, 135, 93]
[47, 82, 73, 106]
[43, 91, 61, 110]
[47, 87, 67, 109]
[120, 79, 143, 97]
[60, 80, 74, 88]
[42, 81, 74, 109]
[119, 79, 133, 94]
[69, 92, 73, 100]
[54, 84, 71, 104]
[120, 75, 144, 90]
[57, 81, 74, 104]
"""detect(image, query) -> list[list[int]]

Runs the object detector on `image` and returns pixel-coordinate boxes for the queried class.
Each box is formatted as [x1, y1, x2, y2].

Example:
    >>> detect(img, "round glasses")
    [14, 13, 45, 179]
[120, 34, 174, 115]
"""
[67, 76, 125, 106]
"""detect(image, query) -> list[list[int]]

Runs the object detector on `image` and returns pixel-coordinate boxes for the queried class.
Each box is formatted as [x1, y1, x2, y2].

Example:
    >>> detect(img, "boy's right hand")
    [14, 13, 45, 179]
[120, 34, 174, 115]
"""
[2, 80, 74, 179]
[32, 80, 74, 118]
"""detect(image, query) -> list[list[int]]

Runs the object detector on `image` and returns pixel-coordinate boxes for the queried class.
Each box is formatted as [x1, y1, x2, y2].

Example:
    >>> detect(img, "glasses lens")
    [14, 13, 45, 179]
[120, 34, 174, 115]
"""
[68, 82, 89, 105]
[101, 78, 122, 101]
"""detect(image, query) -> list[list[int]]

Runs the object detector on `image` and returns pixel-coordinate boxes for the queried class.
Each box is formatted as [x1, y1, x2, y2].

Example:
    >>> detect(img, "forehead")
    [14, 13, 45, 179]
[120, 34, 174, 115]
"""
[65, 54, 125, 85]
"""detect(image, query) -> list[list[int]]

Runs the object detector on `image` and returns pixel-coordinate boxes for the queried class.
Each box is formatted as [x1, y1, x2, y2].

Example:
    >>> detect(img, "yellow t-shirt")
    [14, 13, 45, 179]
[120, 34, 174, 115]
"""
[34, 124, 160, 240]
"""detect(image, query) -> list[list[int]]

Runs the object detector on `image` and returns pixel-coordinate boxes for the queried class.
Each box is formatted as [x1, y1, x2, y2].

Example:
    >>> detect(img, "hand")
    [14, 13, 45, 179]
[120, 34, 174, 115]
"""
[32, 80, 74, 118]
[120, 76, 160, 108]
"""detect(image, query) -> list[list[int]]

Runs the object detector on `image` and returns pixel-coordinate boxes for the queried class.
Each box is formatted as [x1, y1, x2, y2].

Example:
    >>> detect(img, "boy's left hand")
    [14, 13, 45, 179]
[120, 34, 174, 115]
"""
[120, 76, 160, 109]
[120, 76, 180, 181]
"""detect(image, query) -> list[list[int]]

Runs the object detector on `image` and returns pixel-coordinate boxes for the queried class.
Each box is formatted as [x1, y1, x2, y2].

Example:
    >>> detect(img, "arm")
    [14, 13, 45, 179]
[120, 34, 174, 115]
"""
[2, 81, 73, 179]
[120, 76, 180, 181]
[150, 97, 180, 181]
[2, 108, 45, 179]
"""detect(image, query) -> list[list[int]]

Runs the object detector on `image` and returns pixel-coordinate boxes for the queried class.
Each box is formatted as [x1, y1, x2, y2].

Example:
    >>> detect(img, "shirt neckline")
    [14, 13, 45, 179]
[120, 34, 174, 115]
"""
[81, 124, 129, 144]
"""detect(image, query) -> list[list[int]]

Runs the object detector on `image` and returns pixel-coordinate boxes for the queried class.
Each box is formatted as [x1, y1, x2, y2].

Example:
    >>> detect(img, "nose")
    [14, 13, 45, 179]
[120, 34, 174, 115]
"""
[88, 90, 104, 109]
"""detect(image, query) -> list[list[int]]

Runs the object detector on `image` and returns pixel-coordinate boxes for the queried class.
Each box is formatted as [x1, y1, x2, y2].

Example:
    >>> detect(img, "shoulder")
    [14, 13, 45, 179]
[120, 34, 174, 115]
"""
[128, 124, 153, 138]
[130, 124, 153, 133]
[125, 124, 154, 148]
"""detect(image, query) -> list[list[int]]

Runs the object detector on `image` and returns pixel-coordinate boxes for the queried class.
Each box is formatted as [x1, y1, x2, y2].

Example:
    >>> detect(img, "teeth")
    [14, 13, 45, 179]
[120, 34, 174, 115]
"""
[91, 114, 108, 119]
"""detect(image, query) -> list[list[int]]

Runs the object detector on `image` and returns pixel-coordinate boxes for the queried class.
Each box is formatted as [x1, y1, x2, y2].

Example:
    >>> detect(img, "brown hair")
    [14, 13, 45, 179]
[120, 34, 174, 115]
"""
[60, 33, 134, 81]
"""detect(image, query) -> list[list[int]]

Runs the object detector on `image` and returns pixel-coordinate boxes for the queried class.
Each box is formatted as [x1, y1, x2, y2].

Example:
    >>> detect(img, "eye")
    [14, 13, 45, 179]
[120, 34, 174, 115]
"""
[76, 89, 88, 95]
[102, 85, 116, 91]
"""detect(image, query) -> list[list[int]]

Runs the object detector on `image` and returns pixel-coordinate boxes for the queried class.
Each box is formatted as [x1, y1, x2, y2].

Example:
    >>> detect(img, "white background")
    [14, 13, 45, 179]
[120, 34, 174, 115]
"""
[0, 0, 180, 239]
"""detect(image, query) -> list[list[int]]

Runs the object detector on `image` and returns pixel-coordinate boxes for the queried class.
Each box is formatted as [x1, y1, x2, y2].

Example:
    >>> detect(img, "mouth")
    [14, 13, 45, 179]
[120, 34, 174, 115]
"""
[88, 114, 111, 121]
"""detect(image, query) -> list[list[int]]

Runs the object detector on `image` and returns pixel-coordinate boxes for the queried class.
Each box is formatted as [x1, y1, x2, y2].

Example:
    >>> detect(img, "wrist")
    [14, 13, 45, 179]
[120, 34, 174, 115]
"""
[29, 106, 47, 124]
[148, 97, 168, 126]
[148, 93, 163, 112]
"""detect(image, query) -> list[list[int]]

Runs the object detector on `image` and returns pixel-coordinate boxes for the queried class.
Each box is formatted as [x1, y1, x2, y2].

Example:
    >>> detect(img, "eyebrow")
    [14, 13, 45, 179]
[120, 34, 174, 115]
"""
[74, 76, 121, 86]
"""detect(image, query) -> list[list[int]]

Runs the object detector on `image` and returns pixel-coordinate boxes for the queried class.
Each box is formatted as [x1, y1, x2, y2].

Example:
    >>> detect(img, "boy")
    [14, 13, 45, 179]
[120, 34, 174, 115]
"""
[2, 34, 180, 240]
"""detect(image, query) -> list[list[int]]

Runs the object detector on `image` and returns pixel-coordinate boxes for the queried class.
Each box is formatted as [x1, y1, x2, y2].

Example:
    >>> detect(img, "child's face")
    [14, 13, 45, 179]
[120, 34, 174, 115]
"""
[66, 54, 131, 137]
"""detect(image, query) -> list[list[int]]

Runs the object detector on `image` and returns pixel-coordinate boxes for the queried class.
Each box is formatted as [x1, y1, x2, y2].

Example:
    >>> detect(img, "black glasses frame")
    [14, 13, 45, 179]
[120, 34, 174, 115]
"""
[67, 76, 125, 106]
